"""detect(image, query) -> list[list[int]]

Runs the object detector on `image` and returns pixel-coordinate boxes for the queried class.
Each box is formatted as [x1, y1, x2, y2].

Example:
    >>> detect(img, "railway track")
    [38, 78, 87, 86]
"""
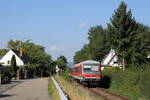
[73, 80, 131, 100]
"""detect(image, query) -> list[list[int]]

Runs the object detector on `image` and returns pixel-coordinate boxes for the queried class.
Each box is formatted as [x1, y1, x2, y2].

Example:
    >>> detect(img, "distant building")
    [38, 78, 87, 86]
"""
[55, 65, 59, 73]
[0, 49, 30, 66]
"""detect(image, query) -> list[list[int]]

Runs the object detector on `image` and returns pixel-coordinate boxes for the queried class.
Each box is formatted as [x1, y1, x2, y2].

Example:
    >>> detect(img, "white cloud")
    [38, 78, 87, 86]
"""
[79, 22, 87, 28]
[48, 45, 64, 51]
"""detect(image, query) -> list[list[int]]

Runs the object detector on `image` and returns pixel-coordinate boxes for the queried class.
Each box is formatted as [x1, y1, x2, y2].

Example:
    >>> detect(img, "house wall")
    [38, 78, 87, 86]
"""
[101, 49, 119, 66]
[0, 50, 24, 66]
[109, 56, 119, 66]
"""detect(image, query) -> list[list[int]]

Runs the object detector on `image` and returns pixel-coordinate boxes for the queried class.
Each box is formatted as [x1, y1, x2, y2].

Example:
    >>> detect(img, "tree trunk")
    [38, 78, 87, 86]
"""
[122, 58, 125, 72]
[17, 69, 20, 80]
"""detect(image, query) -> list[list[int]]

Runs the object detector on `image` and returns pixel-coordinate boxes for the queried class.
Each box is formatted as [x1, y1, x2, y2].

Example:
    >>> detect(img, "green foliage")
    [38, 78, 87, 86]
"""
[103, 67, 112, 72]
[129, 23, 150, 65]
[48, 78, 60, 100]
[74, 26, 109, 64]
[103, 65, 150, 100]
[106, 1, 150, 65]
[7, 40, 21, 50]
[88, 26, 109, 61]
[1, 66, 13, 84]
[56, 55, 67, 71]
[60, 67, 71, 82]
[7, 39, 53, 77]
[111, 66, 120, 72]
[0, 49, 9, 56]
[103, 66, 120, 73]
[73, 44, 89, 63]
[11, 55, 17, 77]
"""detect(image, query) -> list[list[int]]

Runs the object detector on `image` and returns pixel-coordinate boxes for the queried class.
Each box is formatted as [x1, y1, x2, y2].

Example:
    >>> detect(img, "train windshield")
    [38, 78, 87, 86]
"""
[83, 64, 99, 74]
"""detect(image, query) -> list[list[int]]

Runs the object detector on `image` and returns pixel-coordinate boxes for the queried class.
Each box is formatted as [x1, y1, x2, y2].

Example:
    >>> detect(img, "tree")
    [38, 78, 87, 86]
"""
[11, 55, 17, 78]
[73, 26, 109, 64]
[0, 49, 9, 56]
[88, 26, 109, 61]
[7, 40, 53, 77]
[7, 40, 21, 50]
[106, 1, 150, 69]
[56, 55, 67, 71]
[128, 23, 150, 65]
[73, 44, 89, 63]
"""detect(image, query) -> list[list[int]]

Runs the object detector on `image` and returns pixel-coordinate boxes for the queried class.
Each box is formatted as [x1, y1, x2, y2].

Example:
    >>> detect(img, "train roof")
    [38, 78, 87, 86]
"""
[72, 60, 100, 68]
[82, 60, 100, 64]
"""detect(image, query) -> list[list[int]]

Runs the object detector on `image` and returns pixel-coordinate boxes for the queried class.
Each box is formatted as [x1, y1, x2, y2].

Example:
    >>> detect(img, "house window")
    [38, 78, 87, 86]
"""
[114, 61, 118, 64]
[7, 60, 10, 64]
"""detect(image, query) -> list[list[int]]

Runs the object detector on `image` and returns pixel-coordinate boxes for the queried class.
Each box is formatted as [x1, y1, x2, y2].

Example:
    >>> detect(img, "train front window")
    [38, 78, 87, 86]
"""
[83, 65, 99, 74]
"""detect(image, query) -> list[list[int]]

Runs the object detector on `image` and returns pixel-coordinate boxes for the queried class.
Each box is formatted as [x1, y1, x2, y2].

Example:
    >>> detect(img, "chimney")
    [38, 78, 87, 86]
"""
[20, 48, 23, 57]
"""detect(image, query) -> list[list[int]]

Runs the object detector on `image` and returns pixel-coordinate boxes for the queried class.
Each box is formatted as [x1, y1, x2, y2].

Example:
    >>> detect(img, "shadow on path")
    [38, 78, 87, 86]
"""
[0, 94, 13, 98]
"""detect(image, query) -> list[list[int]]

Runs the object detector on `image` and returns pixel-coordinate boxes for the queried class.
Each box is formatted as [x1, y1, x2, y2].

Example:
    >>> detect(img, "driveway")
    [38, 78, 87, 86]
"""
[0, 78, 50, 100]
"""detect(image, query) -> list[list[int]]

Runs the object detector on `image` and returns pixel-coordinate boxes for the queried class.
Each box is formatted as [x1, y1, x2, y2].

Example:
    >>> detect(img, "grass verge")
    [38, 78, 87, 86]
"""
[55, 74, 101, 100]
[48, 77, 60, 100]
[103, 64, 150, 100]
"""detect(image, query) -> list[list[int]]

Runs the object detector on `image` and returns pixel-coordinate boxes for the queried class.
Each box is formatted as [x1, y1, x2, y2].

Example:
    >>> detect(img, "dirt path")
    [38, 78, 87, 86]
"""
[0, 78, 50, 100]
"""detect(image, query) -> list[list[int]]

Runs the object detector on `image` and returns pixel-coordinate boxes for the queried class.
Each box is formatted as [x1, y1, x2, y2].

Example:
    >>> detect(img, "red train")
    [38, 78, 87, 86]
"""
[72, 60, 101, 85]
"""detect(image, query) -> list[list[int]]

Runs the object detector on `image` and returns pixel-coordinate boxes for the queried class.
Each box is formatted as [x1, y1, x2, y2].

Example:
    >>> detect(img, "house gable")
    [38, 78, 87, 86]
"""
[0, 50, 24, 66]
[101, 49, 119, 66]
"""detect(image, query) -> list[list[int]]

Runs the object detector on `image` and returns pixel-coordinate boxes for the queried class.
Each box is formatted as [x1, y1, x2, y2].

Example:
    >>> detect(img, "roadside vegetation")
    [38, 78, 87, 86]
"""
[54, 68, 100, 100]
[102, 64, 150, 100]
[0, 40, 54, 83]
[48, 77, 60, 100]
[7, 40, 53, 77]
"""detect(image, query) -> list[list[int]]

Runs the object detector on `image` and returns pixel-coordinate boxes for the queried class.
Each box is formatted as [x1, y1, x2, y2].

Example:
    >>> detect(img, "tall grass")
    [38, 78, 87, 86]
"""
[55, 71, 100, 100]
[103, 64, 150, 100]
[48, 77, 60, 100]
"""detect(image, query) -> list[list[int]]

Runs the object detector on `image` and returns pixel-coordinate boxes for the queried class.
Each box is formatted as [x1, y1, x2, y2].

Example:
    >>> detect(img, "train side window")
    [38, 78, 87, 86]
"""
[75, 67, 78, 73]
[78, 67, 81, 73]
[73, 68, 75, 73]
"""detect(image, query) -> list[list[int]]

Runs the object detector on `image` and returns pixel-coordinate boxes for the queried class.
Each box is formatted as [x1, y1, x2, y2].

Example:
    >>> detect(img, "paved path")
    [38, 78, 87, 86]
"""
[0, 78, 50, 100]
[0, 80, 23, 94]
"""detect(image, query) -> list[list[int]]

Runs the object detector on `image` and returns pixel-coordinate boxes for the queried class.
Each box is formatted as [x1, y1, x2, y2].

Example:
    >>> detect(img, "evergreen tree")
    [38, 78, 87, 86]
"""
[11, 55, 17, 78]
[88, 26, 109, 61]
[107, 1, 150, 68]
[129, 23, 150, 65]
[106, 1, 137, 69]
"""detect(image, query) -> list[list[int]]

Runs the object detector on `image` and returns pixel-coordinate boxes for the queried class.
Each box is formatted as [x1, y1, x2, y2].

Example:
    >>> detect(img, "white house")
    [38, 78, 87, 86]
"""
[0, 49, 29, 66]
[101, 49, 120, 67]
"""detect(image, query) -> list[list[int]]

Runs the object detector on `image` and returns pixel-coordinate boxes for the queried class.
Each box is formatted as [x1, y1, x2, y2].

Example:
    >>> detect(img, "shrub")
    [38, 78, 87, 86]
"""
[103, 66, 121, 72]
[103, 64, 150, 100]
[1, 66, 13, 84]
[59, 67, 71, 82]
[112, 66, 121, 72]
[103, 67, 112, 72]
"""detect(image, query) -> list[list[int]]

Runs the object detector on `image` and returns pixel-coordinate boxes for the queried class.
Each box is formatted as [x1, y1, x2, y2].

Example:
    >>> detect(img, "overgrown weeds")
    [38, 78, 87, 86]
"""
[55, 69, 100, 100]
[48, 77, 60, 100]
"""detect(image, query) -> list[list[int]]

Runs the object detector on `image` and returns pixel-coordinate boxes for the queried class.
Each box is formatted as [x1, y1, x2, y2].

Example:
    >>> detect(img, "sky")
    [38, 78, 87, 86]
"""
[0, 0, 150, 62]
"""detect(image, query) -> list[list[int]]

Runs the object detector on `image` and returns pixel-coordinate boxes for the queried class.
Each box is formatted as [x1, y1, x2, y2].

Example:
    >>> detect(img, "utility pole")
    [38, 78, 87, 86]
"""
[0, 64, 2, 85]
[0, 70, 1, 85]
